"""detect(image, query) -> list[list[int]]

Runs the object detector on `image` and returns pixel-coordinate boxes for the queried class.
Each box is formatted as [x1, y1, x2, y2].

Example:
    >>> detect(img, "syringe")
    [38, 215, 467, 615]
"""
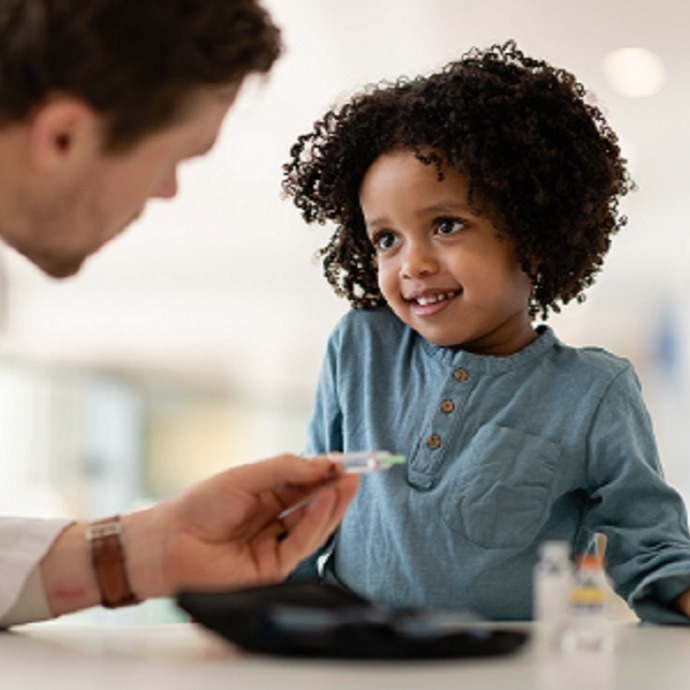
[276, 451, 406, 520]
[326, 450, 406, 473]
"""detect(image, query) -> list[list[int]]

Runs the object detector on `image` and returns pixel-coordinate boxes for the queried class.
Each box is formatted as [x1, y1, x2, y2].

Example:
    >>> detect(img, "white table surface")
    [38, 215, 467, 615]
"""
[2, 620, 690, 690]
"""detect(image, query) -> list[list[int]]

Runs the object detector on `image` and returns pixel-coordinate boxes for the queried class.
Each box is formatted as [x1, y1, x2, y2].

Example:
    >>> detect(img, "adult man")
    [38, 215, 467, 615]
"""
[0, 0, 359, 626]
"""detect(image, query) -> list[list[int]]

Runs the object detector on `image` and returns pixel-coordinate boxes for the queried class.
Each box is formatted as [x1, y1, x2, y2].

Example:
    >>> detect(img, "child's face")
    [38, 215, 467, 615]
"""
[359, 150, 535, 355]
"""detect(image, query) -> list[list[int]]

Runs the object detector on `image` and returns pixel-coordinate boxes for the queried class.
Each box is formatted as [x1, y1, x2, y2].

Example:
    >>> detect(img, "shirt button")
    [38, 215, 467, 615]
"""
[454, 368, 470, 382]
[427, 434, 442, 449]
[440, 400, 455, 414]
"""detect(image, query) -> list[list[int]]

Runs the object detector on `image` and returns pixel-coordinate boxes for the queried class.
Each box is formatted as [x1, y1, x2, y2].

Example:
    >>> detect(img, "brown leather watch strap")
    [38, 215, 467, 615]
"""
[86, 516, 140, 608]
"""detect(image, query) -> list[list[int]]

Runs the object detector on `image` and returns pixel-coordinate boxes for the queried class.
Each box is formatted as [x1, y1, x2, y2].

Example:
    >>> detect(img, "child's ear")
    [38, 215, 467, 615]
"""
[28, 97, 102, 171]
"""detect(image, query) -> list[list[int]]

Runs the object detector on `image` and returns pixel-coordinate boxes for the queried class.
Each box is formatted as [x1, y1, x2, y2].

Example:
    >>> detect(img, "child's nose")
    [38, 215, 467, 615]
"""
[400, 241, 439, 278]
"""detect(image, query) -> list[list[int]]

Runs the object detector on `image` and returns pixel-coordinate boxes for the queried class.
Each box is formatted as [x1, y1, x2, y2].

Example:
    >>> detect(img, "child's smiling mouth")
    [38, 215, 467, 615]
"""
[406, 289, 461, 316]
[413, 290, 460, 306]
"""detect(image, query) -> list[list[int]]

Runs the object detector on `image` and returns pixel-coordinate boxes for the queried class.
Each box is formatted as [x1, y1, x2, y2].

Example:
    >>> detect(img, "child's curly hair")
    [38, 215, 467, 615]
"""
[282, 41, 634, 319]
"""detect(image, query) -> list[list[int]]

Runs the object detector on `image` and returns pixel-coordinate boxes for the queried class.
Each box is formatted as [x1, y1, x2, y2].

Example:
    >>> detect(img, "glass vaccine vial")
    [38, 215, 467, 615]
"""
[561, 553, 614, 652]
[533, 540, 574, 652]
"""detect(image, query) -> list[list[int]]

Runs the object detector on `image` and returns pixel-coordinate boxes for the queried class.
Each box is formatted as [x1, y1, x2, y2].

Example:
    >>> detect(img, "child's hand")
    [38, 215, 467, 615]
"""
[672, 589, 690, 617]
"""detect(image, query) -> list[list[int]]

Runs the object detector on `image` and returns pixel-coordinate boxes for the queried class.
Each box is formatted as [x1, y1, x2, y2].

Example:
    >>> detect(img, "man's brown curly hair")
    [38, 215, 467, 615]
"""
[0, 0, 281, 153]
[282, 41, 634, 319]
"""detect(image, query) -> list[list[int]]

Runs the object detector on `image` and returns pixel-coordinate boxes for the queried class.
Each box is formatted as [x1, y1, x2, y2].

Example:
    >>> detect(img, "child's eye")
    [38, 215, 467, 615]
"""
[435, 218, 465, 236]
[370, 230, 398, 252]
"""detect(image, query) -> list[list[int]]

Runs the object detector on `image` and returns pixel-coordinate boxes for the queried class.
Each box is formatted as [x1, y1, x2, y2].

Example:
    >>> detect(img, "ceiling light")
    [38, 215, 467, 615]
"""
[603, 47, 667, 98]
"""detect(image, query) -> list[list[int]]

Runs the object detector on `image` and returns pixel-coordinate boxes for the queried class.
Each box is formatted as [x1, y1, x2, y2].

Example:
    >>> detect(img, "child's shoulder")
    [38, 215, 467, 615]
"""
[553, 335, 635, 379]
[333, 305, 404, 340]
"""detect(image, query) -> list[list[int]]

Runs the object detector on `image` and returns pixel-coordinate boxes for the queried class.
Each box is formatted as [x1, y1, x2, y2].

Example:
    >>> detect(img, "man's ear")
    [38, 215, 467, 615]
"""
[27, 97, 101, 170]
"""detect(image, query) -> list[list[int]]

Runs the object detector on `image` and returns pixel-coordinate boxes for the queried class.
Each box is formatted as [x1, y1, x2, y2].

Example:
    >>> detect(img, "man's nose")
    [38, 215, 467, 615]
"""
[152, 171, 178, 199]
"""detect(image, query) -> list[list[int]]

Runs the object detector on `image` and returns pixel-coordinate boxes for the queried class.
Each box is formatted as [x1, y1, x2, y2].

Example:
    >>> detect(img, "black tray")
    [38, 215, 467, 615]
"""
[177, 580, 529, 660]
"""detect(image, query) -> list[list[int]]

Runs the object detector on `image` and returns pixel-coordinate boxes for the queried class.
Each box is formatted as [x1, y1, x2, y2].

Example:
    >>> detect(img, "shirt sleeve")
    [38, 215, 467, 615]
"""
[290, 327, 344, 581]
[0, 517, 74, 626]
[303, 326, 344, 457]
[584, 366, 690, 624]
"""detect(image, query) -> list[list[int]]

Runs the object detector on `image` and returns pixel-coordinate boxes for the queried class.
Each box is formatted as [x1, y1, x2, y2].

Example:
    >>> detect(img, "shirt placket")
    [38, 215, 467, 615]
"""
[407, 365, 474, 490]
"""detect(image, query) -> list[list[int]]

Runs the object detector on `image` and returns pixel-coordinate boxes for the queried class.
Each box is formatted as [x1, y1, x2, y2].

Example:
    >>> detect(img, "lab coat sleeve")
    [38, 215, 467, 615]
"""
[0, 517, 73, 627]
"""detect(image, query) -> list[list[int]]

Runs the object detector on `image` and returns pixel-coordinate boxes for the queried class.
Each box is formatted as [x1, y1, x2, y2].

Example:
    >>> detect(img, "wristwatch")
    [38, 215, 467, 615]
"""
[86, 516, 140, 608]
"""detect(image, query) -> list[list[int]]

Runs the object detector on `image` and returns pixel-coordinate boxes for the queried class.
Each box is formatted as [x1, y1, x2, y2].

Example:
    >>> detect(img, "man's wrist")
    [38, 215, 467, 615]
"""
[39, 510, 170, 617]
[119, 509, 168, 600]
[40, 522, 100, 616]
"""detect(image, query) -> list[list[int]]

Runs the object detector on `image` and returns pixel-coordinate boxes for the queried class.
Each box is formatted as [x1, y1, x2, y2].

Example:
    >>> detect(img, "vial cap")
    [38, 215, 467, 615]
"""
[577, 553, 605, 569]
[538, 540, 571, 557]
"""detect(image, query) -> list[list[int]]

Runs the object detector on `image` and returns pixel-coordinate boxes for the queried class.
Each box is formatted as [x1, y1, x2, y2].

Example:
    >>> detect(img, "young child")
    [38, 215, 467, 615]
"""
[282, 41, 690, 623]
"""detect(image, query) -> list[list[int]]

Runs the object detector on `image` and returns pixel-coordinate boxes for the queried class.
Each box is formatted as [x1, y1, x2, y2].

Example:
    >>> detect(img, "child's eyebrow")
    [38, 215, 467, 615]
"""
[364, 216, 388, 231]
[364, 201, 475, 232]
[417, 201, 474, 216]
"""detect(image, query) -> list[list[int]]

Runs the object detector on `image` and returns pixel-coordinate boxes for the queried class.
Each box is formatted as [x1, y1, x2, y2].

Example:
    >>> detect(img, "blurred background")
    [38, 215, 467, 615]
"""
[2, 0, 689, 621]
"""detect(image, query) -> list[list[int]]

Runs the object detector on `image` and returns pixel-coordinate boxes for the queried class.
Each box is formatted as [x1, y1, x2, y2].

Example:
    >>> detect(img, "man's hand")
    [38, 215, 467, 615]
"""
[41, 454, 358, 617]
[123, 454, 359, 598]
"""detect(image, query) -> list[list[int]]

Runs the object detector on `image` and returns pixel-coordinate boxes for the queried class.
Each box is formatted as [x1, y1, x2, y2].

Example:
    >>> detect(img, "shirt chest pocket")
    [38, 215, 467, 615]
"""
[441, 423, 560, 549]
